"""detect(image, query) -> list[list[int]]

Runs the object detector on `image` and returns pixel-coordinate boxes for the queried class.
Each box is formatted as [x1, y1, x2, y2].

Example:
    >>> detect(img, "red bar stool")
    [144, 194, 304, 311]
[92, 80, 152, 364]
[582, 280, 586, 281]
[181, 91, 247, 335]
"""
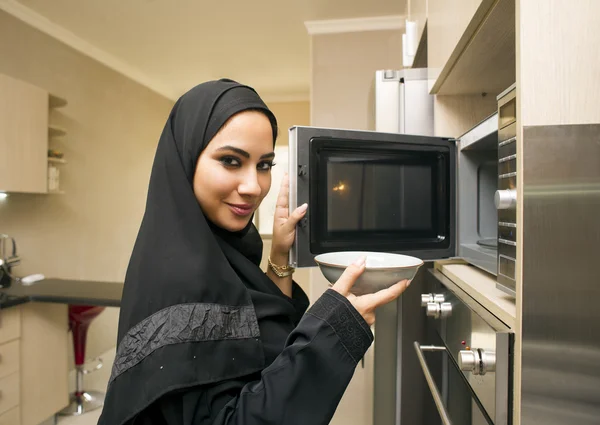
[58, 304, 106, 416]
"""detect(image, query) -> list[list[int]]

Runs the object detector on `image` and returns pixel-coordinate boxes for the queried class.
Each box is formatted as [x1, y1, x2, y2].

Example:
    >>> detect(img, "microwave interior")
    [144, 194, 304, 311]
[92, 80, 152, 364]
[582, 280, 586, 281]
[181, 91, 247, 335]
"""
[456, 113, 499, 275]
[289, 123, 499, 275]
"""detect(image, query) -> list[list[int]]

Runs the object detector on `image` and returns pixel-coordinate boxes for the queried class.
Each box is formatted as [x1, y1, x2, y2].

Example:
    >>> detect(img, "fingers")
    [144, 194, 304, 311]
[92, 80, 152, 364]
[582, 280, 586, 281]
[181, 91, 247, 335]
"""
[331, 256, 366, 296]
[290, 203, 308, 222]
[367, 280, 410, 308]
[275, 173, 289, 211]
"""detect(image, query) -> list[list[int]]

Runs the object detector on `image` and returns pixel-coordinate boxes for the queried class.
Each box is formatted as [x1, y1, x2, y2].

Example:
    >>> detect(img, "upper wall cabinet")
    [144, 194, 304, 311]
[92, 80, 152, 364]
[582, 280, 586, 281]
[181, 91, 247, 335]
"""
[428, 0, 516, 96]
[0, 73, 48, 194]
[428, 0, 482, 75]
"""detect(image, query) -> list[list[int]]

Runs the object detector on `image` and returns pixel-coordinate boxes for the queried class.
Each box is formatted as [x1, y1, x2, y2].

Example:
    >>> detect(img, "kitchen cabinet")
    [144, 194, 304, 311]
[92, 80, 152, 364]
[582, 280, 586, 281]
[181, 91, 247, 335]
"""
[427, 0, 481, 75]
[0, 73, 48, 194]
[0, 73, 68, 194]
[426, 0, 517, 96]
[0, 304, 69, 425]
[20, 303, 69, 425]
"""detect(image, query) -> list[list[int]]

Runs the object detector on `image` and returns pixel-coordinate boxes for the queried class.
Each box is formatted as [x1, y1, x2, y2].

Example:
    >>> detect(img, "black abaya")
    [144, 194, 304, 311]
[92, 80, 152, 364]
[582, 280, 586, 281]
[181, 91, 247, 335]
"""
[97, 79, 373, 425]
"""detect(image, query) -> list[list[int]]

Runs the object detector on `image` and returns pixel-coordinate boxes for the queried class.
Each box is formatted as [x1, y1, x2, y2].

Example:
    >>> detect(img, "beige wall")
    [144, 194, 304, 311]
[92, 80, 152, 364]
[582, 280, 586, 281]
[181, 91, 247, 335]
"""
[0, 10, 174, 364]
[266, 100, 310, 147]
[311, 30, 403, 130]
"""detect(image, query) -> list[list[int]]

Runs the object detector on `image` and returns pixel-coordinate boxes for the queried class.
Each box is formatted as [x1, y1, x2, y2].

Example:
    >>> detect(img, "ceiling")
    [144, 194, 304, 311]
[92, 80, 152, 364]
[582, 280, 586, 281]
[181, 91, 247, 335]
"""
[3, 0, 406, 101]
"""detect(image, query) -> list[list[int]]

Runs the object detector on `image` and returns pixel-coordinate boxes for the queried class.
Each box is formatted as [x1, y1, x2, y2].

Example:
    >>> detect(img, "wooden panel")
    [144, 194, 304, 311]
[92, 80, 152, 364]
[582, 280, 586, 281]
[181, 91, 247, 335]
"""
[20, 303, 68, 425]
[0, 73, 48, 193]
[431, 0, 515, 95]
[412, 22, 428, 69]
[0, 373, 19, 416]
[0, 406, 20, 425]
[433, 94, 498, 138]
[0, 307, 20, 345]
[427, 0, 482, 78]
[0, 340, 19, 379]
[438, 263, 516, 328]
[518, 0, 600, 126]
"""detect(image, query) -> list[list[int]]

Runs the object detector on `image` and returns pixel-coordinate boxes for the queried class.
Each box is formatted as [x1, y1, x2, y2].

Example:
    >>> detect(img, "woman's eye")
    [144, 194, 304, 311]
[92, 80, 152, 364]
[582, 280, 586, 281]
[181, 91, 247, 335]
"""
[219, 156, 241, 167]
[258, 161, 275, 171]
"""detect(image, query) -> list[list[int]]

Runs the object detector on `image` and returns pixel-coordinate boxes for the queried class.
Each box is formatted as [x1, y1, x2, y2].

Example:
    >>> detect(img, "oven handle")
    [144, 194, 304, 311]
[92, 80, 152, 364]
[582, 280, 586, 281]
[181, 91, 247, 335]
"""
[413, 341, 453, 425]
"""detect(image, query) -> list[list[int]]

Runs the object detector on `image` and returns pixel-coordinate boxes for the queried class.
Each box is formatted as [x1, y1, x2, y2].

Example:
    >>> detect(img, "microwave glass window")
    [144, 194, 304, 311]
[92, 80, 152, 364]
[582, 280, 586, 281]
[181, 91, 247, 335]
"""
[308, 138, 453, 254]
[326, 161, 433, 232]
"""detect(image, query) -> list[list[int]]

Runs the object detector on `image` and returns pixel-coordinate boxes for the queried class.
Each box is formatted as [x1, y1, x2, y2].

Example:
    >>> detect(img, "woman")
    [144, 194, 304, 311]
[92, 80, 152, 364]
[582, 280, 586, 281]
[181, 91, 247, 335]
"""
[98, 79, 409, 425]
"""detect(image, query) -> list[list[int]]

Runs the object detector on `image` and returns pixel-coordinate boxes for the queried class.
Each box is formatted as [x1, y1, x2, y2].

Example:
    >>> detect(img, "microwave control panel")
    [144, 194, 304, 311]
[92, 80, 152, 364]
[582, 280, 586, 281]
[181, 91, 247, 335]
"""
[495, 84, 517, 297]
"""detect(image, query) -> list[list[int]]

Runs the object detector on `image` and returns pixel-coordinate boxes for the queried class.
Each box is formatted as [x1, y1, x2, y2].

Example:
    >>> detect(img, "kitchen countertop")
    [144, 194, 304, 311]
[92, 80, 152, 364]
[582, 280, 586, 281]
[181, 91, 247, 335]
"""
[0, 278, 123, 309]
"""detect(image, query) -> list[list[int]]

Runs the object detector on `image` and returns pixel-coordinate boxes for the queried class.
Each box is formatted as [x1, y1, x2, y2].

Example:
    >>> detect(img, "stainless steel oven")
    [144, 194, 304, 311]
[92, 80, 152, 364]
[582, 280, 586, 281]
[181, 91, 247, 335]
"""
[415, 269, 514, 425]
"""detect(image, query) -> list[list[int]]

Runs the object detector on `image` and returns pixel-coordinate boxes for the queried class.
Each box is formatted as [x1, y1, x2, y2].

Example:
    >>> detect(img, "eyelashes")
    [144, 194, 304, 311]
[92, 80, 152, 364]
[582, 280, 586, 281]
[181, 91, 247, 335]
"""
[218, 156, 275, 171]
[219, 156, 241, 167]
[259, 161, 276, 171]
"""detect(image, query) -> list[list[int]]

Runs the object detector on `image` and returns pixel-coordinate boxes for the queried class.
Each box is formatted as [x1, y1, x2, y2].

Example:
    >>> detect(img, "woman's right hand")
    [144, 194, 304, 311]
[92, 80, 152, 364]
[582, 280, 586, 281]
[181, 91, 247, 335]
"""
[330, 256, 410, 326]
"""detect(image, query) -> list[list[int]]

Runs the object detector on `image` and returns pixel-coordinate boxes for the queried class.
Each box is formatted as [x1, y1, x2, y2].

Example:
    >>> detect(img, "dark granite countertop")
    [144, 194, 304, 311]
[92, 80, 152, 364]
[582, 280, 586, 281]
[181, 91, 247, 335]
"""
[0, 278, 123, 309]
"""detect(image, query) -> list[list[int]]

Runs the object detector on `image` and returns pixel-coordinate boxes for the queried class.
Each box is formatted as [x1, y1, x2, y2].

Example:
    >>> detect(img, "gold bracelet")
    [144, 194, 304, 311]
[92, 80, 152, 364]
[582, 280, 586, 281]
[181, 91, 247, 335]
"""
[268, 256, 295, 278]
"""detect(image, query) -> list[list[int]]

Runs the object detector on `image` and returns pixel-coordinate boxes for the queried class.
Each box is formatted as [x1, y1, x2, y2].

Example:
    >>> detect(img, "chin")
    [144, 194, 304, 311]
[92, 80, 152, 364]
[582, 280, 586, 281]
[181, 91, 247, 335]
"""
[220, 218, 251, 233]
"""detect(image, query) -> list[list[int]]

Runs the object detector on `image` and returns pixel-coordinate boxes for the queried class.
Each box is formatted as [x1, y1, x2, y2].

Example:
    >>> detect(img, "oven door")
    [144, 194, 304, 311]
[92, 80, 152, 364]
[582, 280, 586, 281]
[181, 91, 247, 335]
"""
[413, 269, 513, 425]
[289, 126, 456, 267]
[414, 337, 495, 425]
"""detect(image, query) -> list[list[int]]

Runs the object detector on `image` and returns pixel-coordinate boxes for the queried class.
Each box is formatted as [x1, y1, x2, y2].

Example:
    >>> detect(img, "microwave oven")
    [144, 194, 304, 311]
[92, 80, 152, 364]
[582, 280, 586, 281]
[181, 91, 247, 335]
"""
[288, 85, 518, 285]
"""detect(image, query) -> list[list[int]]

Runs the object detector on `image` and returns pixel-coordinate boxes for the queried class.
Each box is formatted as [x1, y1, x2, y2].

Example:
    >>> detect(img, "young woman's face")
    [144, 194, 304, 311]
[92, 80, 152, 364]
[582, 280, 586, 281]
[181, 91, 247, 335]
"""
[193, 110, 275, 232]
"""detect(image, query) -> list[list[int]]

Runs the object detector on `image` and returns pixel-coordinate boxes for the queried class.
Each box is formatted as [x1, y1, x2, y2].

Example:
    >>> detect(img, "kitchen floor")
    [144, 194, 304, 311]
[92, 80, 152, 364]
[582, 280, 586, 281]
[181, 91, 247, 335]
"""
[56, 410, 102, 425]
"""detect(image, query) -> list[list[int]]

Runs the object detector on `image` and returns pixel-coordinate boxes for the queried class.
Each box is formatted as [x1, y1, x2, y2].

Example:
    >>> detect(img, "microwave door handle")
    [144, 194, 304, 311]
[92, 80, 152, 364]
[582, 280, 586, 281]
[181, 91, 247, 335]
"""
[414, 342, 453, 425]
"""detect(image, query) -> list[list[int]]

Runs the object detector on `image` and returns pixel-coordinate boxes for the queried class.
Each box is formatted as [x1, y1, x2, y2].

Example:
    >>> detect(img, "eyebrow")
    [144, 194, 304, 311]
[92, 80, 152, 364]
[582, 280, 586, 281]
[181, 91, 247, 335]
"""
[215, 145, 275, 159]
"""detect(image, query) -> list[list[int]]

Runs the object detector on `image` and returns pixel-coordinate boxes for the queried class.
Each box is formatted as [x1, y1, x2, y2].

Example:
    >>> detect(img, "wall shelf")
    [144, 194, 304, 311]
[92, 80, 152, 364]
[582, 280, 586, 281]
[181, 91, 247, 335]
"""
[49, 93, 67, 109]
[48, 125, 67, 137]
[430, 0, 516, 95]
[48, 157, 66, 164]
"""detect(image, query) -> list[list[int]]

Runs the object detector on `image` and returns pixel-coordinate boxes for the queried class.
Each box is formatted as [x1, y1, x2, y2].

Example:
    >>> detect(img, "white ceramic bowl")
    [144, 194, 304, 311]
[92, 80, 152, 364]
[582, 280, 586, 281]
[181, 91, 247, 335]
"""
[314, 251, 424, 296]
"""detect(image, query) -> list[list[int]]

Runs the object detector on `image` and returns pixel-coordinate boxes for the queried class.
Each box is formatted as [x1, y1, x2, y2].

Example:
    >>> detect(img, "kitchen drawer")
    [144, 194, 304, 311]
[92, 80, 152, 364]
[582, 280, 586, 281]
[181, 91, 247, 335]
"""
[0, 406, 19, 425]
[0, 308, 20, 344]
[0, 340, 19, 379]
[0, 372, 19, 415]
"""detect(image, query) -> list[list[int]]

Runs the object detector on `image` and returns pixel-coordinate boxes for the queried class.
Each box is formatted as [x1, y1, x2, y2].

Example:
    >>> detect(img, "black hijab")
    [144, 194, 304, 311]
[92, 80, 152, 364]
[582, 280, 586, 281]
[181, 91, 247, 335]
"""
[98, 79, 298, 425]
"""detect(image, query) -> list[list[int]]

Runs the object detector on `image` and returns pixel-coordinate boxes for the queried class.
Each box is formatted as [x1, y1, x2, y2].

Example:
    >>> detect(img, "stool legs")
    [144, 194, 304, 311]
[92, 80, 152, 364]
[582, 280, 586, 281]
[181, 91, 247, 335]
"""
[58, 305, 106, 416]
[58, 368, 105, 415]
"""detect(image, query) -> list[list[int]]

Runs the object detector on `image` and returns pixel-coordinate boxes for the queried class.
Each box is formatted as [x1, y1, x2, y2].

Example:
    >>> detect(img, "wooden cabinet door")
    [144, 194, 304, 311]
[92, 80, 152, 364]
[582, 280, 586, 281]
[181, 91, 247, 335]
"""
[0, 73, 48, 194]
[20, 303, 68, 425]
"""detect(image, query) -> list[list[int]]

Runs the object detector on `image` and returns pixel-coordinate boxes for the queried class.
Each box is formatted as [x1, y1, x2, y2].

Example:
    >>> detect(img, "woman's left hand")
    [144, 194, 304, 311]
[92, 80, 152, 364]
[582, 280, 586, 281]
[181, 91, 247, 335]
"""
[270, 173, 308, 258]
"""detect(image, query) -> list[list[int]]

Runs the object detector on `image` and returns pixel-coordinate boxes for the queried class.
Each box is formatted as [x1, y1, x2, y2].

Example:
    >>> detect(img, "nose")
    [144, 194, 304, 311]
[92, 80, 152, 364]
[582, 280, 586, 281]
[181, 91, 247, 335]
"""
[238, 168, 262, 197]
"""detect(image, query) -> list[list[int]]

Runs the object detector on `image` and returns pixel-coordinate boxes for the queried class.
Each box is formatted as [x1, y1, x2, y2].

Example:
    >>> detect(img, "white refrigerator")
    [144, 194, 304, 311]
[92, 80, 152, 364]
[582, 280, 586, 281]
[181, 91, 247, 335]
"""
[372, 68, 433, 135]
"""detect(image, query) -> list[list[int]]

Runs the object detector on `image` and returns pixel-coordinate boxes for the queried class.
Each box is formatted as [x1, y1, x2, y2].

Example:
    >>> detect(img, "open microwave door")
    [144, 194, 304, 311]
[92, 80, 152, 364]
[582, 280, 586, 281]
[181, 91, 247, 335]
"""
[289, 126, 456, 268]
